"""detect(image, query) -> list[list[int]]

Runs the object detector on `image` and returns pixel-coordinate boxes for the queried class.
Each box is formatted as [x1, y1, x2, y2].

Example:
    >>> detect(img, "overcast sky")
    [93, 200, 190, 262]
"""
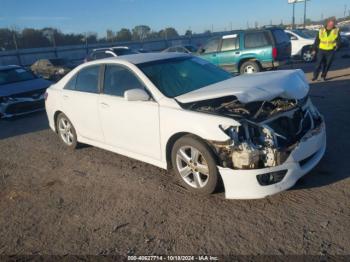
[0, 0, 348, 36]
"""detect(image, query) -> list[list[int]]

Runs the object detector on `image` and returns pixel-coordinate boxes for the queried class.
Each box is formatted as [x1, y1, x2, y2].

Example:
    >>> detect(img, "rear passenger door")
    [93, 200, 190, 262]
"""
[61, 65, 104, 142]
[241, 31, 273, 64]
[199, 38, 220, 65]
[217, 34, 241, 72]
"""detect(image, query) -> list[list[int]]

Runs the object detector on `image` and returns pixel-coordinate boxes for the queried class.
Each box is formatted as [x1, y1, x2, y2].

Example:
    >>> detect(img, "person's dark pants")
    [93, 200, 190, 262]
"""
[313, 49, 336, 79]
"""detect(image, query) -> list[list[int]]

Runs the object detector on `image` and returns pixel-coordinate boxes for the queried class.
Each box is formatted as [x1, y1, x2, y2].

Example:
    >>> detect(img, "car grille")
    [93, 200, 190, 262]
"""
[4, 100, 45, 115]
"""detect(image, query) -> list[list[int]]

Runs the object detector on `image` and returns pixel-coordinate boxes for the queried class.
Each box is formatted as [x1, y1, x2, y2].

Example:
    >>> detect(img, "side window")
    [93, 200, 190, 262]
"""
[75, 65, 100, 93]
[202, 38, 219, 53]
[103, 65, 145, 97]
[64, 74, 77, 90]
[221, 36, 240, 51]
[244, 32, 270, 49]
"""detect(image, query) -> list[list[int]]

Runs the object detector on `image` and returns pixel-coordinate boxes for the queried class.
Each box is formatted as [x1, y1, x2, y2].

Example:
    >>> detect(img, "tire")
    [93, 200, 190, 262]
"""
[171, 135, 219, 195]
[240, 60, 261, 74]
[302, 48, 315, 63]
[56, 113, 78, 149]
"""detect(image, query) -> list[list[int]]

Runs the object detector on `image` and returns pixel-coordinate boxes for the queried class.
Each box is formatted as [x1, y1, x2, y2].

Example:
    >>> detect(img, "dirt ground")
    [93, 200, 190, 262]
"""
[0, 51, 350, 257]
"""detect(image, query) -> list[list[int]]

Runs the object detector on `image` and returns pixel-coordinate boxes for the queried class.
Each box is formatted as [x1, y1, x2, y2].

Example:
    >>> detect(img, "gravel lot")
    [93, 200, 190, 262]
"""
[0, 51, 350, 257]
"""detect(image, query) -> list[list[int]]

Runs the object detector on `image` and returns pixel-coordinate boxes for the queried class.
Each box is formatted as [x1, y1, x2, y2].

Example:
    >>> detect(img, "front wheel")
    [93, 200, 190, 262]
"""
[240, 61, 261, 74]
[171, 135, 219, 195]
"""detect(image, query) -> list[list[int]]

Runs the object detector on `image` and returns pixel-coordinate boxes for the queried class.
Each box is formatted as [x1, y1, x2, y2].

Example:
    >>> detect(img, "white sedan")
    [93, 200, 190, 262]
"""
[45, 53, 326, 199]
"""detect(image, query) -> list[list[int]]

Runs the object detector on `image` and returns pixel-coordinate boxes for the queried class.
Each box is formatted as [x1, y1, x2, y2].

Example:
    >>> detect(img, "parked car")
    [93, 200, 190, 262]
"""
[340, 35, 350, 48]
[162, 45, 198, 54]
[31, 58, 75, 81]
[45, 53, 326, 199]
[198, 28, 291, 74]
[85, 46, 139, 62]
[285, 29, 316, 62]
[0, 65, 52, 118]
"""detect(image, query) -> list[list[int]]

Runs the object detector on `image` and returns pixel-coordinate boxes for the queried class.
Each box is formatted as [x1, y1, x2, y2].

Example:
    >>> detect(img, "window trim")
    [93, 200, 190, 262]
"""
[63, 64, 102, 94]
[219, 35, 240, 52]
[100, 63, 154, 100]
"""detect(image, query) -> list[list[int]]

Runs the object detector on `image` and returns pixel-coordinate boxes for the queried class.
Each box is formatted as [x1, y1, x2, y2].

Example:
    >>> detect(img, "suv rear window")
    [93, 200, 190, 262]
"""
[272, 30, 290, 44]
[244, 32, 270, 49]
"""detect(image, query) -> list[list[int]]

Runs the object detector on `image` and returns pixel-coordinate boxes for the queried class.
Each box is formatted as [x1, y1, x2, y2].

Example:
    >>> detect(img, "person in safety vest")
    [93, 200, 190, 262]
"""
[312, 18, 341, 81]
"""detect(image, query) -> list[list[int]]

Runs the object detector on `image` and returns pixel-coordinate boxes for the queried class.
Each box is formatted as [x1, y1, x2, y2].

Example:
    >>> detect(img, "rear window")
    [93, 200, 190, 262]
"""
[272, 30, 290, 44]
[0, 68, 37, 85]
[244, 32, 270, 49]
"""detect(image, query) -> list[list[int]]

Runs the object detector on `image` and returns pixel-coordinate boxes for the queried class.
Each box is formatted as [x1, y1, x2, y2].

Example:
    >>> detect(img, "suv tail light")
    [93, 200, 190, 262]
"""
[272, 47, 278, 60]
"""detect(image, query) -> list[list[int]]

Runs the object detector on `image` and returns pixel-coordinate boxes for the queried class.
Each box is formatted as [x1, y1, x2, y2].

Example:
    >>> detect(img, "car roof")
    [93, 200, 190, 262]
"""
[0, 65, 21, 71]
[92, 46, 129, 52]
[93, 52, 190, 65]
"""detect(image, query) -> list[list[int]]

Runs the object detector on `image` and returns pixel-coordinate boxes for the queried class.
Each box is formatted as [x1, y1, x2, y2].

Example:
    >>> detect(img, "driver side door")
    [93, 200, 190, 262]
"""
[98, 64, 161, 160]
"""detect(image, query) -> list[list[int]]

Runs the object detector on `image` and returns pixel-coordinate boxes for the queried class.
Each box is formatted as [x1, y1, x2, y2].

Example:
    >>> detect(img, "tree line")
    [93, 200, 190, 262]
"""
[0, 25, 193, 51]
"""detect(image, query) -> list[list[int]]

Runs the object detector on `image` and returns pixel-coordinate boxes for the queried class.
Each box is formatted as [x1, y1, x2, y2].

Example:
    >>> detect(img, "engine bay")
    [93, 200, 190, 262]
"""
[181, 95, 323, 170]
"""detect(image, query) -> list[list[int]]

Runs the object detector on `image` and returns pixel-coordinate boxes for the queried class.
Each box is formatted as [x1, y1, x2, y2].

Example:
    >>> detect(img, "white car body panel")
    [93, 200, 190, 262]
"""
[45, 53, 326, 199]
[176, 69, 309, 104]
[285, 30, 315, 56]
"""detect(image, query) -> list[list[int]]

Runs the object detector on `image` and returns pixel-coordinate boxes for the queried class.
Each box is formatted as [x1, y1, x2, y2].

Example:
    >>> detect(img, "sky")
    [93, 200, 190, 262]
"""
[0, 0, 349, 36]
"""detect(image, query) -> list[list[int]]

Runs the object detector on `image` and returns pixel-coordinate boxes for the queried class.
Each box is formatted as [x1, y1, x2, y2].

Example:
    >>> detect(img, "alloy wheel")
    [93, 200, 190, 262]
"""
[175, 146, 209, 189]
[58, 117, 74, 146]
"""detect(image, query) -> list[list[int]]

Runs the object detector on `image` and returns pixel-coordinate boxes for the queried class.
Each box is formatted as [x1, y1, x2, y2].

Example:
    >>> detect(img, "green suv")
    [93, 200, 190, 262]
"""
[198, 28, 291, 74]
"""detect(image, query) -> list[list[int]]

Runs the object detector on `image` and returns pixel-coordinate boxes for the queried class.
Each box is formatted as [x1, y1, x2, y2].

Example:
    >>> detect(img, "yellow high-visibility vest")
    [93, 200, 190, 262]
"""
[319, 27, 339, 51]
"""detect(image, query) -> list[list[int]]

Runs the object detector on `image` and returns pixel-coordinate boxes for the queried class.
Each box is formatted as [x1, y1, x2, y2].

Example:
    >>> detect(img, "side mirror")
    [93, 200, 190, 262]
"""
[124, 89, 150, 101]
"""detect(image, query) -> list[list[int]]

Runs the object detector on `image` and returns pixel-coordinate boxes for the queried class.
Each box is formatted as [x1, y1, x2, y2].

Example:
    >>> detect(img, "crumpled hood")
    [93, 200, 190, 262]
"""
[0, 78, 52, 97]
[176, 69, 309, 104]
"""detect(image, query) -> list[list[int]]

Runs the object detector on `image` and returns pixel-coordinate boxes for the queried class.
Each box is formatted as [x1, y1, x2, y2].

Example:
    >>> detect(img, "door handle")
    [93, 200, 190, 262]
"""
[235, 51, 240, 55]
[100, 102, 109, 108]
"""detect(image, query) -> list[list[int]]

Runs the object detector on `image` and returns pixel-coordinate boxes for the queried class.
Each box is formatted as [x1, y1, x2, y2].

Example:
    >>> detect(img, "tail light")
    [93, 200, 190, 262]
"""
[44, 92, 48, 101]
[272, 47, 278, 60]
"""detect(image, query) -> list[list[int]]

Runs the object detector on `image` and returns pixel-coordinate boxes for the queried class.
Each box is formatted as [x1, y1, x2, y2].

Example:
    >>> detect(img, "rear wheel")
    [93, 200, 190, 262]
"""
[56, 113, 78, 149]
[240, 61, 261, 74]
[171, 135, 219, 195]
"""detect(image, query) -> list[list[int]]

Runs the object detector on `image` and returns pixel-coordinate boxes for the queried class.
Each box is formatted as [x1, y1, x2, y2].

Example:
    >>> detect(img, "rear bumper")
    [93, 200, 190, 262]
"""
[219, 122, 326, 199]
[261, 60, 288, 69]
[0, 96, 45, 118]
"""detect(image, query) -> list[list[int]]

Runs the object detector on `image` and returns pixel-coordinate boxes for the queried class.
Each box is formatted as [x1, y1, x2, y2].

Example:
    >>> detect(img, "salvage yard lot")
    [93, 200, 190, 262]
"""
[0, 52, 350, 256]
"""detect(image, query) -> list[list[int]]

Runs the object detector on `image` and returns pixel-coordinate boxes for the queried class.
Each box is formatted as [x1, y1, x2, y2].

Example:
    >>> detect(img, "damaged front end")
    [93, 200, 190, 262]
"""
[0, 88, 47, 118]
[182, 94, 324, 187]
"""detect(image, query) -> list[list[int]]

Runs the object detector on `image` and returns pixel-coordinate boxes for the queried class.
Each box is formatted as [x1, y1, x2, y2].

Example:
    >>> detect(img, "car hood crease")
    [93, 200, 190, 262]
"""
[176, 69, 309, 104]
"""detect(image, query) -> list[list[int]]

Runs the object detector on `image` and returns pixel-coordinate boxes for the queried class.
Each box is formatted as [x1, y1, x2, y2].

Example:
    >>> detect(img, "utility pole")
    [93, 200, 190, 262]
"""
[292, 2, 296, 29]
[303, 0, 307, 28]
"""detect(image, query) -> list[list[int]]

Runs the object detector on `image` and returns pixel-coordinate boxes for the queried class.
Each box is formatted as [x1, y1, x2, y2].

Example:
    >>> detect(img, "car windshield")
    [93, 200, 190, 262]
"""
[293, 29, 316, 39]
[112, 48, 139, 56]
[138, 57, 232, 98]
[49, 58, 68, 66]
[0, 67, 37, 85]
